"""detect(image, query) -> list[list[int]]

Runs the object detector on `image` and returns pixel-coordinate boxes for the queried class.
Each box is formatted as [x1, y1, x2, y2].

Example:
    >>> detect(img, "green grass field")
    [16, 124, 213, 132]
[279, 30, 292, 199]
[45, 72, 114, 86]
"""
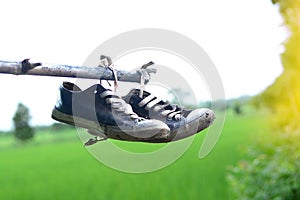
[0, 111, 266, 200]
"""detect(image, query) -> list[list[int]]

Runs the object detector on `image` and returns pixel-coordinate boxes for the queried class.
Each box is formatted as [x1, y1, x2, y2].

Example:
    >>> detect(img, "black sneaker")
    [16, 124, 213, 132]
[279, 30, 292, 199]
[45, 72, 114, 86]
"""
[51, 82, 170, 142]
[123, 89, 215, 141]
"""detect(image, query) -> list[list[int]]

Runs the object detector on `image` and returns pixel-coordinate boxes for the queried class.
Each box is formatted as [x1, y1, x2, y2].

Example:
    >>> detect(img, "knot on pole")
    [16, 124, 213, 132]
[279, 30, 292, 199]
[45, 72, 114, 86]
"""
[21, 59, 42, 74]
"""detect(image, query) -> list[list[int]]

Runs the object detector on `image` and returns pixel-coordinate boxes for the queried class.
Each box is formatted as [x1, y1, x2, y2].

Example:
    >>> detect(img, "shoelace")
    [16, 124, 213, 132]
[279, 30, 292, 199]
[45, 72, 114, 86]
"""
[137, 94, 182, 121]
[99, 55, 119, 92]
[100, 90, 143, 121]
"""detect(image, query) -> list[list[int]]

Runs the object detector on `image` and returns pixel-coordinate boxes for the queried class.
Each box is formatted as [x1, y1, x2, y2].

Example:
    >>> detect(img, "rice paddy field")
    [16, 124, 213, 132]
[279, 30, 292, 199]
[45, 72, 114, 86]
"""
[0, 110, 266, 200]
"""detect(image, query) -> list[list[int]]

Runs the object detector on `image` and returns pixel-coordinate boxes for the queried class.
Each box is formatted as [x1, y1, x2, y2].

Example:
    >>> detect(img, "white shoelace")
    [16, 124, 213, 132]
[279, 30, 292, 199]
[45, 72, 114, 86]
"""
[138, 94, 182, 120]
[99, 55, 119, 92]
[100, 90, 142, 120]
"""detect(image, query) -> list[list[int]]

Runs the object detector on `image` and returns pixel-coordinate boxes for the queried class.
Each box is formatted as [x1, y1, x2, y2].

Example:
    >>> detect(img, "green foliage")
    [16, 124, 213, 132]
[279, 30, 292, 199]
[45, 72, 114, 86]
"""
[12, 103, 34, 141]
[228, 1, 300, 199]
[228, 131, 300, 200]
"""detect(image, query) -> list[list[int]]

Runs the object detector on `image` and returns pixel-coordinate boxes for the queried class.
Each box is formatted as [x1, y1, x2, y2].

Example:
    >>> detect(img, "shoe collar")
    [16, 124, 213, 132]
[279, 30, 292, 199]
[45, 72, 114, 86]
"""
[63, 82, 112, 95]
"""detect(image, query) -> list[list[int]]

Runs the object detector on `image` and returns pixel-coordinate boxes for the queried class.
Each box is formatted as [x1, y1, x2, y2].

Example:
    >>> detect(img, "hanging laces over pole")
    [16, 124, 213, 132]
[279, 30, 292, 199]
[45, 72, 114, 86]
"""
[99, 55, 119, 91]
[97, 55, 157, 94]
[138, 61, 156, 98]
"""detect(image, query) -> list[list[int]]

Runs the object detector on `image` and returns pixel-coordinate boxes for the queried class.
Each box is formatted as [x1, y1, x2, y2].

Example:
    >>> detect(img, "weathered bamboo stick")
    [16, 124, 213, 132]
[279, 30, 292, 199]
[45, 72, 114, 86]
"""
[0, 59, 156, 83]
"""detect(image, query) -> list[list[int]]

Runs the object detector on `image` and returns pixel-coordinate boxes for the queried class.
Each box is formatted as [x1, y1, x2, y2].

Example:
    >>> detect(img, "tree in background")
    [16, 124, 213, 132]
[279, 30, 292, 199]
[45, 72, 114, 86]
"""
[13, 103, 34, 141]
[228, 0, 300, 199]
[257, 0, 300, 131]
[233, 102, 242, 115]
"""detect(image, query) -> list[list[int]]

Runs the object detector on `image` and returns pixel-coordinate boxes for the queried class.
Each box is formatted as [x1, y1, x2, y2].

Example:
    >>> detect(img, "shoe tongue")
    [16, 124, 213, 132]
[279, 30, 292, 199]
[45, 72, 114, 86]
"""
[131, 89, 151, 99]
[128, 88, 152, 99]
[96, 84, 109, 93]
[96, 84, 112, 93]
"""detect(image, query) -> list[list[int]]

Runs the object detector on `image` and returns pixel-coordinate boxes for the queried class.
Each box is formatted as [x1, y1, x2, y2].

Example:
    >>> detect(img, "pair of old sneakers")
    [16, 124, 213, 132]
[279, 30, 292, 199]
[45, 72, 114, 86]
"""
[51, 82, 215, 144]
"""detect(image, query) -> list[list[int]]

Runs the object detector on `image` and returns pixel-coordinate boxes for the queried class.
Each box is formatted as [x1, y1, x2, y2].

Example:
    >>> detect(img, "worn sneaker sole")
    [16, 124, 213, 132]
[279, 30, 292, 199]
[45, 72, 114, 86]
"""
[51, 108, 170, 142]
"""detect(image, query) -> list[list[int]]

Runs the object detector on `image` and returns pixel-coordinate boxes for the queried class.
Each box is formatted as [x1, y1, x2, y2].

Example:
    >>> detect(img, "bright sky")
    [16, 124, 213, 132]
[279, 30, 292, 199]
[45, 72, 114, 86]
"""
[0, 0, 286, 131]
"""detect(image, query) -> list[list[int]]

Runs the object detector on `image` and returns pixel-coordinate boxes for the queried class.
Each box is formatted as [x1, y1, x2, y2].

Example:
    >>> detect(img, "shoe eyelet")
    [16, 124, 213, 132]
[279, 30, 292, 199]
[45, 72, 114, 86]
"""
[167, 116, 173, 121]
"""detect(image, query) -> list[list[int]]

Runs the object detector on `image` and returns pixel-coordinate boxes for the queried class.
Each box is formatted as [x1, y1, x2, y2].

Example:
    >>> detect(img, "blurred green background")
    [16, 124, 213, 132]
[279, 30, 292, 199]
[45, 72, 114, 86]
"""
[0, 107, 263, 200]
